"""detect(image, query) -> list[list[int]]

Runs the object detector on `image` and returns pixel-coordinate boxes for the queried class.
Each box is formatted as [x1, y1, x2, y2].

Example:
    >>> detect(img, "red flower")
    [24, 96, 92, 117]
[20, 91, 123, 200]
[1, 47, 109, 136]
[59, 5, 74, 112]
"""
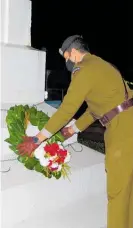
[50, 167, 58, 171]
[57, 149, 67, 157]
[44, 143, 59, 156]
[44, 143, 68, 165]
[48, 160, 58, 171]
[48, 160, 53, 167]
[56, 157, 65, 164]
[56, 149, 67, 164]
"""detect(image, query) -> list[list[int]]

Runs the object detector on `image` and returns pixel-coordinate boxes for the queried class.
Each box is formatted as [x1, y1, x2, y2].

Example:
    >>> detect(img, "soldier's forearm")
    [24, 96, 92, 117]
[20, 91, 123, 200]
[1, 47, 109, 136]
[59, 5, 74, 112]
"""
[74, 109, 94, 132]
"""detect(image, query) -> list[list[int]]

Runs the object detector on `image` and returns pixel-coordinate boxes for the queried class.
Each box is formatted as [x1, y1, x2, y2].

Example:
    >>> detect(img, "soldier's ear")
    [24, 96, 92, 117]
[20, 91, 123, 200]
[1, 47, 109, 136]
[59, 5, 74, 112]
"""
[64, 51, 70, 59]
[71, 48, 76, 54]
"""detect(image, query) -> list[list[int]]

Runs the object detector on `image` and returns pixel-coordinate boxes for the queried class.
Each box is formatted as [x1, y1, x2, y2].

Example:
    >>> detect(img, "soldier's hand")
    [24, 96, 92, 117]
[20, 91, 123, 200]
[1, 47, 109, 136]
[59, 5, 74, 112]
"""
[61, 126, 75, 139]
[17, 136, 40, 157]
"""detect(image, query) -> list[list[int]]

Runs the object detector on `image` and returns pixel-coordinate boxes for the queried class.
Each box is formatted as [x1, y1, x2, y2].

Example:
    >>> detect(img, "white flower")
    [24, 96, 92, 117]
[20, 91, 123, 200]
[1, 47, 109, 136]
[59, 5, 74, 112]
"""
[34, 142, 47, 159]
[49, 155, 57, 161]
[57, 142, 64, 149]
[51, 162, 58, 169]
[64, 153, 71, 163]
[39, 157, 50, 167]
[40, 142, 47, 148]
[34, 147, 46, 159]
[57, 165, 62, 171]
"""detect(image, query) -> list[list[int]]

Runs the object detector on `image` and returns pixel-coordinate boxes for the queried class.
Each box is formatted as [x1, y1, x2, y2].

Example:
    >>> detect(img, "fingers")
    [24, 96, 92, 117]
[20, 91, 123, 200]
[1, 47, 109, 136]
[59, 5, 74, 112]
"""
[61, 127, 73, 139]
[17, 144, 29, 156]
[17, 145, 27, 155]
[18, 147, 32, 156]
[17, 142, 38, 157]
[22, 136, 33, 142]
[22, 136, 29, 141]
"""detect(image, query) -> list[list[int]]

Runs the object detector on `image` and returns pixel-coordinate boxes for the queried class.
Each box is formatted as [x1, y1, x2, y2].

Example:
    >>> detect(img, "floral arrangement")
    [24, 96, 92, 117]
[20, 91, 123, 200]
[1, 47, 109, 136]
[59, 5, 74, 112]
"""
[5, 105, 71, 179]
[34, 141, 71, 179]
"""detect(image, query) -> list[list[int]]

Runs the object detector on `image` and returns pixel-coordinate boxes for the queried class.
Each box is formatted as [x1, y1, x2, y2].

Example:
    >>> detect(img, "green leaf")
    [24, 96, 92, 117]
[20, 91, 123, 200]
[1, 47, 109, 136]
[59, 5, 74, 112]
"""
[17, 155, 28, 163]
[20, 111, 25, 121]
[38, 122, 46, 131]
[12, 106, 23, 119]
[8, 131, 23, 143]
[36, 111, 50, 122]
[55, 132, 65, 142]
[24, 105, 30, 110]
[29, 117, 39, 126]
[53, 171, 61, 179]
[34, 163, 44, 173]
[24, 157, 38, 170]
[36, 111, 44, 119]
[24, 163, 34, 170]
[38, 120, 48, 130]
[49, 136, 56, 143]
[43, 171, 52, 179]
[6, 111, 16, 123]
[16, 120, 25, 133]
[29, 107, 37, 116]
[8, 123, 25, 138]
[43, 167, 52, 178]
[9, 145, 18, 154]
[5, 138, 12, 144]
[5, 135, 23, 146]
[10, 107, 14, 111]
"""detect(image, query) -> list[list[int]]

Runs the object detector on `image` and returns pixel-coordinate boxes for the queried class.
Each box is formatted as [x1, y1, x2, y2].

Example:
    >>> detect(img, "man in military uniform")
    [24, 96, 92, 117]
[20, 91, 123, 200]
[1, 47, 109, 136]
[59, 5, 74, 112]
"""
[17, 35, 133, 228]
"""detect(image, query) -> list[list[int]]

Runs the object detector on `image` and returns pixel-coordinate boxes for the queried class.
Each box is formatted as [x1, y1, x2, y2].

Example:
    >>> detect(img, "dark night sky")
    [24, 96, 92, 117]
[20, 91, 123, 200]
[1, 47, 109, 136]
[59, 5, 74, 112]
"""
[31, 0, 132, 81]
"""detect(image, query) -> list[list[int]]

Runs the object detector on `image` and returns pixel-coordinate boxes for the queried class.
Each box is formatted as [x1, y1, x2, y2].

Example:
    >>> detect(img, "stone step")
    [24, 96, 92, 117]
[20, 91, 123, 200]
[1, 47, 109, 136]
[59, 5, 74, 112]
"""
[1, 144, 106, 228]
[12, 193, 107, 228]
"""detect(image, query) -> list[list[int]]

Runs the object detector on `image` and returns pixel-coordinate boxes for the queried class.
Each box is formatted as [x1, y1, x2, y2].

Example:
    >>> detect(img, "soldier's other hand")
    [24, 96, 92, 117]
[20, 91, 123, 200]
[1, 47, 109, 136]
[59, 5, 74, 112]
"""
[61, 126, 75, 139]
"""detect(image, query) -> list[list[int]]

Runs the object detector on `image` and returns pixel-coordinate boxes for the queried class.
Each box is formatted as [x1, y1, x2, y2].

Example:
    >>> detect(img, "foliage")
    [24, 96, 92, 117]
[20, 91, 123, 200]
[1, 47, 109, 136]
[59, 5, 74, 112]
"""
[5, 105, 66, 179]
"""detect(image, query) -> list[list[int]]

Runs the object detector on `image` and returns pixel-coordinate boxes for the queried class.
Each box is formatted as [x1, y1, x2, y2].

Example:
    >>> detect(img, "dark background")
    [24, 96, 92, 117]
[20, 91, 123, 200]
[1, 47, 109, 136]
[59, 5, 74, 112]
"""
[30, 0, 132, 94]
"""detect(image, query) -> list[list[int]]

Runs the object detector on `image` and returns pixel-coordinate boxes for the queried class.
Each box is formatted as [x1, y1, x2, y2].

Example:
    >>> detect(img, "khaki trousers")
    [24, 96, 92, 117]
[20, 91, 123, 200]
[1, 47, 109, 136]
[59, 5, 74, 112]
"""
[105, 138, 133, 228]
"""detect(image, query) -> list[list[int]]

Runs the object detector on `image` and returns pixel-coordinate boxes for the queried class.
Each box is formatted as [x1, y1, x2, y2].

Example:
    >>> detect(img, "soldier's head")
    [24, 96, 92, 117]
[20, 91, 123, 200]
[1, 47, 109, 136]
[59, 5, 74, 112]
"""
[59, 35, 90, 71]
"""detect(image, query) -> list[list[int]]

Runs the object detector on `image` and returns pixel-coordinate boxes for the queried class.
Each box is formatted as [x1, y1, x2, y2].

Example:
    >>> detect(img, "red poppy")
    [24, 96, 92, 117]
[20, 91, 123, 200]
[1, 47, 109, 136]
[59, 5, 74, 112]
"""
[57, 149, 67, 157]
[48, 160, 53, 167]
[50, 166, 58, 171]
[56, 157, 65, 164]
[44, 143, 59, 156]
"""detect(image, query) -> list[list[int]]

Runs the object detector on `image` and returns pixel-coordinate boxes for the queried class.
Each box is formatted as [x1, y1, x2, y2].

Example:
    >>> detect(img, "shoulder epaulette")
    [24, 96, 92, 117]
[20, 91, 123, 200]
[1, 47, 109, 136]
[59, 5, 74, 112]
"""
[72, 67, 80, 74]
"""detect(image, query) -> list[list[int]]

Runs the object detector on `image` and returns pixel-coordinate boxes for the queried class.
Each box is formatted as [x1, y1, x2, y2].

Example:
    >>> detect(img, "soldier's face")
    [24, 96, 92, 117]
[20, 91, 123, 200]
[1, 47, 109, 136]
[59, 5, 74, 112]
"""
[64, 49, 77, 63]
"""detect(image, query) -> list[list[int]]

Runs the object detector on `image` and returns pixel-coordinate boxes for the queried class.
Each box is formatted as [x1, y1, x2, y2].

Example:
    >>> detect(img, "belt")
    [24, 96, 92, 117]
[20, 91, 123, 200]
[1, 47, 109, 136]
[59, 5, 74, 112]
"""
[91, 98, 133, 127]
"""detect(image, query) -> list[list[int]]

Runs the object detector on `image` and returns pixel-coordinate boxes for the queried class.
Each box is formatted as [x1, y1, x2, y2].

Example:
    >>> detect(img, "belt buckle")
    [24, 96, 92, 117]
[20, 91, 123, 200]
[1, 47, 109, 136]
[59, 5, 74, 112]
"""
[99, 115, 109, 127]
[117, 104, 124, 112]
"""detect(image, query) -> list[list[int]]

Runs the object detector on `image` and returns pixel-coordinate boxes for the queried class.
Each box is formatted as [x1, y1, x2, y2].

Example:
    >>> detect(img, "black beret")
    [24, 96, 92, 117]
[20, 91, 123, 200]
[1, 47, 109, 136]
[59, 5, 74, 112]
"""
[59, 35, 82, 56]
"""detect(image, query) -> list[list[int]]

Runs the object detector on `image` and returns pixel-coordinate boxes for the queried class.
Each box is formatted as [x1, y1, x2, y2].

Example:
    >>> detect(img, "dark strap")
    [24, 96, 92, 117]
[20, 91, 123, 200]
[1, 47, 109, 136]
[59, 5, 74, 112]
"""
[99, 98, 133, 126]
[122, 77, 128, 100]
[110, 63, 129, 100]
[90, 76, 131, 125]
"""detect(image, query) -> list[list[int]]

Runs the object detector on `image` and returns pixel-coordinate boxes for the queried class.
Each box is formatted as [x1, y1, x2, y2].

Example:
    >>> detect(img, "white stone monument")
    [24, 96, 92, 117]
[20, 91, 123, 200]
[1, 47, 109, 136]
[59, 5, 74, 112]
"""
[1, 0, 46, 109]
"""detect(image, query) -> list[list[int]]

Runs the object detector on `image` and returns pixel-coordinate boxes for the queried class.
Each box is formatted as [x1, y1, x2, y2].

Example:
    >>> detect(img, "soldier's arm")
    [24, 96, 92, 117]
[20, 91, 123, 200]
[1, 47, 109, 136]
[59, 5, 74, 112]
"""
[39, 67, 94, 138]
[71, 108, 94, 133]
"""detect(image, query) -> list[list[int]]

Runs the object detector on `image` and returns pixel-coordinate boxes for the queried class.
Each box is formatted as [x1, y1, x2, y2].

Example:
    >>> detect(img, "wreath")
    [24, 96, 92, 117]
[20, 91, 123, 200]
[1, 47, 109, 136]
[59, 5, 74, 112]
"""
[5, 105, 71, 180]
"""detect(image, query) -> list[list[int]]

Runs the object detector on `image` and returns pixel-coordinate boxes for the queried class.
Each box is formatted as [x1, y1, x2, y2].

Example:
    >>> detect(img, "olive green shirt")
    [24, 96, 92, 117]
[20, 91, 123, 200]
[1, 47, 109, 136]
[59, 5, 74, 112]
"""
[42, 53, 133, 136]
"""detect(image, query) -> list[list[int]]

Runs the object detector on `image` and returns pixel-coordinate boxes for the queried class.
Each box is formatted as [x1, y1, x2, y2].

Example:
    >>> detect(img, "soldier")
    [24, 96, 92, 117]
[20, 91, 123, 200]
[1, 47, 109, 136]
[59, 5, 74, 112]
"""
[17, 35, 133, 228]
